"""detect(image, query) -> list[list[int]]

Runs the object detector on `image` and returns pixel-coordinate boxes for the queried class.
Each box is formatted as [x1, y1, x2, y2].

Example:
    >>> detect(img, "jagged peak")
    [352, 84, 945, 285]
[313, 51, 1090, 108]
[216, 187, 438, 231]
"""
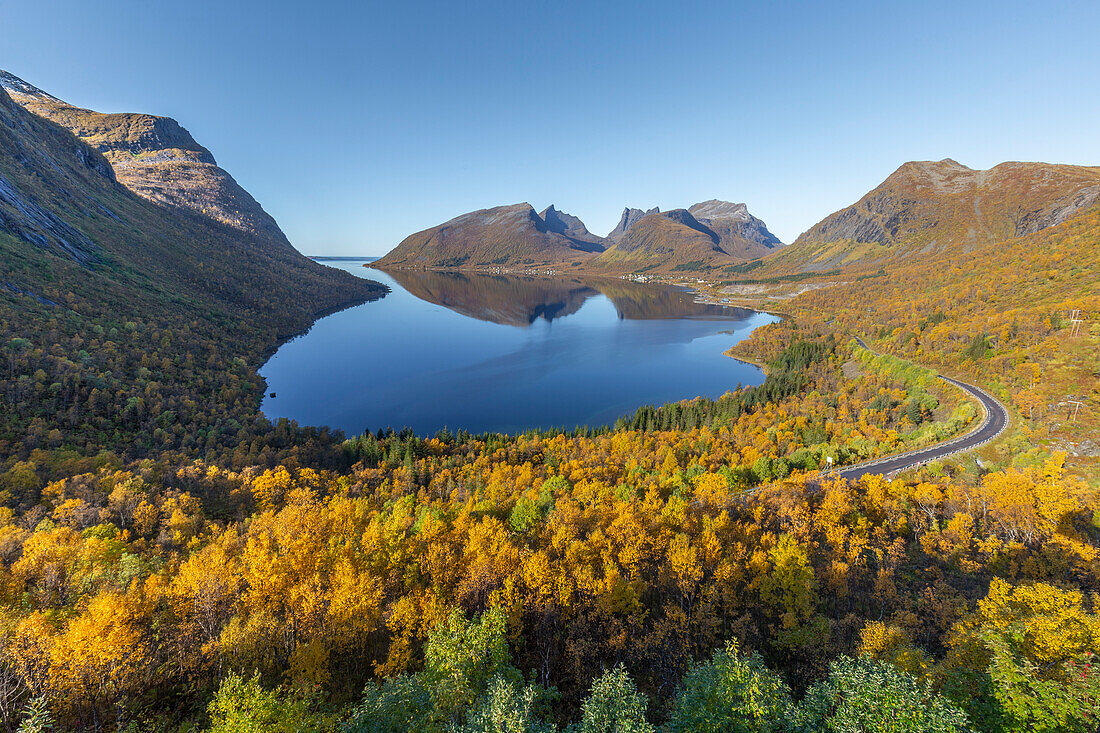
[540, 204, 583, 230]
[607, 206, 659, 240]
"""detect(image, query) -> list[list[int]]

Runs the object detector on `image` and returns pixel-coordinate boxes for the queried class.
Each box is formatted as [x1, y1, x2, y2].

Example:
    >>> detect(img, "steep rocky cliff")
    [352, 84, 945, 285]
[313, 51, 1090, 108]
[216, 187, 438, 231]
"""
[0, 75, 383, 339]
[1, 69, 291, 248]
[539, 205, 606, 249]
[688, 199, 783, 258]
[607, 206, 660, 243]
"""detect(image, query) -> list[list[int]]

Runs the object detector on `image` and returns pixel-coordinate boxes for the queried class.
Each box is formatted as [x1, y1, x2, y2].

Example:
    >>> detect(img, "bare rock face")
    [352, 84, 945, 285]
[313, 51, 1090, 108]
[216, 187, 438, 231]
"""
[0, 69, 291, 249]
[0, 86, 104, 264]
[607, 206, 660, 243]
[688, 199, 783, 250]
[1016, 184, 1100, 235]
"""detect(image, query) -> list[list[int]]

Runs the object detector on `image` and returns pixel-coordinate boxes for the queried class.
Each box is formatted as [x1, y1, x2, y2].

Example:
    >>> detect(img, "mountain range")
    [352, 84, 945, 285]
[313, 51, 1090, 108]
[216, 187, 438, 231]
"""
[5, 66, 1100, 310]
[375, 199, 783, 273]
[376, 157, 1100, 280]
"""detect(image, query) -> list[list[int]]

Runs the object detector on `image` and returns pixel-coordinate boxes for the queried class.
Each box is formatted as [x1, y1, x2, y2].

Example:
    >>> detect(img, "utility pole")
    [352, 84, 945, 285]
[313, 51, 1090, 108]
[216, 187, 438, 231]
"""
[1068, 309, 1084, 337]
[1067, 400, 1083, 422]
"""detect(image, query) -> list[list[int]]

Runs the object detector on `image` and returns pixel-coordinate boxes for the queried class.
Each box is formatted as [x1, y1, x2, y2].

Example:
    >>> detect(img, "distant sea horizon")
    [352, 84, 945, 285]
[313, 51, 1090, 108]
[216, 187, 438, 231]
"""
[310, 255, 381, 261]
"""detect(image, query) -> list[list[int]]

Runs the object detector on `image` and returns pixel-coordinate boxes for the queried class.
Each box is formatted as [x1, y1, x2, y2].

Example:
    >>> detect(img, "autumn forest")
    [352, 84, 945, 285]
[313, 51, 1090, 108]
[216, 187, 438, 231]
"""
[1, 54, 1099, 733]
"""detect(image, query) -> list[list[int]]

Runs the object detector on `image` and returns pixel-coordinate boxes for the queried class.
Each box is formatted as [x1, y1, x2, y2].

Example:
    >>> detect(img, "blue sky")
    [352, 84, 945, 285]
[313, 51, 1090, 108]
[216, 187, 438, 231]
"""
[4, 0, 1099, 255]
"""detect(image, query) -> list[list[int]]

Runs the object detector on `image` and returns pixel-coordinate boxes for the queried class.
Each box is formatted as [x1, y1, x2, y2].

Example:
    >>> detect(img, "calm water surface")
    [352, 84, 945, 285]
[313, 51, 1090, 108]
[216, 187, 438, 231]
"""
[260, 261, 778, 436]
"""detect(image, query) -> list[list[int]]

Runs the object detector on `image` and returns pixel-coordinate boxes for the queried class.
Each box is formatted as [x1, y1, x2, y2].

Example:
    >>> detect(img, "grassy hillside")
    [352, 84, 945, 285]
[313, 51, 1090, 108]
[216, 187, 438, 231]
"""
[591, 210, 726, 272]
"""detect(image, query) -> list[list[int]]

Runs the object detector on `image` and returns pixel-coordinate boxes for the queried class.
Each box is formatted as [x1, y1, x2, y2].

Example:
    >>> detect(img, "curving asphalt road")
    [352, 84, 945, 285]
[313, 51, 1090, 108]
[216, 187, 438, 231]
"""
[834, 338, 1010, 481]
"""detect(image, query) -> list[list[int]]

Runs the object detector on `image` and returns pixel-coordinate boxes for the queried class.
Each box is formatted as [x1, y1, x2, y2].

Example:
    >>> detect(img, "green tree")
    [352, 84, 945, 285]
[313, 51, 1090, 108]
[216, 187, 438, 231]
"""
[344, 607, 520, 733]
[981, 630, 1100, 733]
[796, 656, 967, 733]
[460, 675, 556, 733]
[343, 675, 436, 733]
[16, 698, 54, 733]
[424, 607, 520, 721]
[509, 497, 543, 533]
[205, 672, 323, 733]
[665, 639, 792, 733]
[574, 665, 653, 733]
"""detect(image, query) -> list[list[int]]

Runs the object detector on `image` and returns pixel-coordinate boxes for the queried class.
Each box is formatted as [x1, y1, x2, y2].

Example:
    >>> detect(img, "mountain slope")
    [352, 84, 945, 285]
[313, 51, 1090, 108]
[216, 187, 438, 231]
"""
[375, 203, 604, 270]
[0, 79, 384, 456]
[688, 199, 783, 258]
[0, 69, 291, 248]
[769, 159, 1100, 273]
[592, 203, 782, 273]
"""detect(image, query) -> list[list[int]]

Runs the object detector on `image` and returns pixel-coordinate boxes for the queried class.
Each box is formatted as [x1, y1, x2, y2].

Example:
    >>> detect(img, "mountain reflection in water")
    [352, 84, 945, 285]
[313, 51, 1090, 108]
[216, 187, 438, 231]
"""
[260, 263, 778, 436]
[384, 269, 748, 326]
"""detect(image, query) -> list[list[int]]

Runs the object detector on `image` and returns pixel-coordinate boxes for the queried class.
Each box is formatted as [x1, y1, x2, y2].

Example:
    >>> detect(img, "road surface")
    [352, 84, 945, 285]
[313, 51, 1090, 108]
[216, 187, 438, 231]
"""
[834, 339, 1009, 481]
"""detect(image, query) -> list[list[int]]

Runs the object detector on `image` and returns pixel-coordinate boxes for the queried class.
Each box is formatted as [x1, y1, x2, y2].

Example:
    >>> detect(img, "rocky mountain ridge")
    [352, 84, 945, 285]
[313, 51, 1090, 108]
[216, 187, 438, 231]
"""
[0, 68, 291, 247]
[378, 198, 784, 273]
[0, 73, 382, 338]
[539, 205, 605, 248]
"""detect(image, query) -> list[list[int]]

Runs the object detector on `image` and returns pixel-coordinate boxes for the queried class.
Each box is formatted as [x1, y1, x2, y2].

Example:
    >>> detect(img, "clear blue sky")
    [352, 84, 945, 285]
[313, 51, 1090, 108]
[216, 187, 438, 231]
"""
[5, 0, 1099, 255]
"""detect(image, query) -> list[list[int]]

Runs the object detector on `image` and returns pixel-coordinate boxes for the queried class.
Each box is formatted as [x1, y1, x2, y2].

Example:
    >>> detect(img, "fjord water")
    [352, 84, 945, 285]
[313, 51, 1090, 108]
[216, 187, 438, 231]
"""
[260, 261, 777, 436]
